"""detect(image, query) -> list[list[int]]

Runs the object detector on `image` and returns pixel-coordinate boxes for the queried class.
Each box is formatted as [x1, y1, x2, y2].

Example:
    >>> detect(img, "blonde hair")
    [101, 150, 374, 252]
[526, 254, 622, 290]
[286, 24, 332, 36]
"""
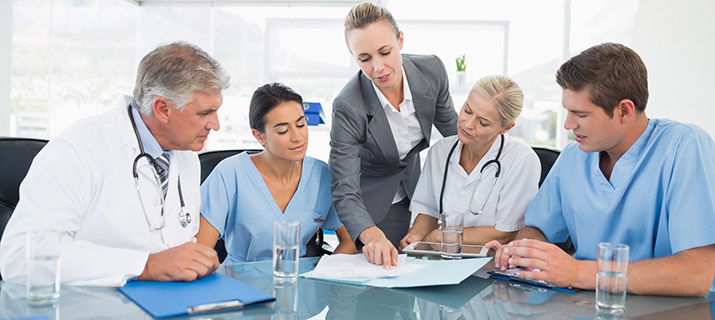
[344, 2, 400, 45]
[470, 75, 524, 127]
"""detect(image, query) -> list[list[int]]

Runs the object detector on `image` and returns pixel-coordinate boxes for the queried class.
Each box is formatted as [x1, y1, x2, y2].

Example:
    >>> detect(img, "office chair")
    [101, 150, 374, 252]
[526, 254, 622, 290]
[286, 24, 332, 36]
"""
[198, 149, 331, 263]
[531, 146, 561, 188]
[0, 137, 49, 280]
[531, 146, 574, 255]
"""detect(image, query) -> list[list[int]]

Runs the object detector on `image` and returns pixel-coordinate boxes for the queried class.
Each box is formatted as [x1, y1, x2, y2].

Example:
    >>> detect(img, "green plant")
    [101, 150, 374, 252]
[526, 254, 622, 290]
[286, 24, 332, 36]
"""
[455, 54, 466, 72]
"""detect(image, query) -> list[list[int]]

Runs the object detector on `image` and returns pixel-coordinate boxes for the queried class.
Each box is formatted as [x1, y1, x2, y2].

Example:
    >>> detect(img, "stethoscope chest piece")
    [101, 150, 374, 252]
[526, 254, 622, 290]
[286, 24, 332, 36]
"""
[179, 210, 191, 228]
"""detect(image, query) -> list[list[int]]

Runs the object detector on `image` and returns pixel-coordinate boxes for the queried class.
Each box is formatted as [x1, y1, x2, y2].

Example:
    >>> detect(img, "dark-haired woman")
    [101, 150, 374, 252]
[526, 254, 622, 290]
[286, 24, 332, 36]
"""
[196, 83, 356, 263]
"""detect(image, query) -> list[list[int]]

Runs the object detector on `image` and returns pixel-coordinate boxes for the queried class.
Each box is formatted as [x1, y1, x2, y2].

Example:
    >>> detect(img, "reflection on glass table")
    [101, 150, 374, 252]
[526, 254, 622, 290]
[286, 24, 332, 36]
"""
[0, 256, 713, 319]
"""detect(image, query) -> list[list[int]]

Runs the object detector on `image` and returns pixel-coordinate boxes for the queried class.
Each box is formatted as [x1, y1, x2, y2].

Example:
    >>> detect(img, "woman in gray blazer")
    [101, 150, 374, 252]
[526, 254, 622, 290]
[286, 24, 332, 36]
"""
[330, 2, 458, 267]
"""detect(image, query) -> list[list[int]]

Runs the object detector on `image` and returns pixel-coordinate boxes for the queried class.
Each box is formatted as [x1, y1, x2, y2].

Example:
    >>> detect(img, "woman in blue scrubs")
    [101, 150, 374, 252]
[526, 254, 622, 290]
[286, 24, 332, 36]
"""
[196, 83, 357, 263]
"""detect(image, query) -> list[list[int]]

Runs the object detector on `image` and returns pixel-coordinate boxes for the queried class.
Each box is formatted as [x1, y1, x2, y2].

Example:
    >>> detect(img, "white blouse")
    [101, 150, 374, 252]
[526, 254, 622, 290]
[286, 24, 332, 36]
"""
[371, 67, 423, 203]
[409, 135, 540, 232]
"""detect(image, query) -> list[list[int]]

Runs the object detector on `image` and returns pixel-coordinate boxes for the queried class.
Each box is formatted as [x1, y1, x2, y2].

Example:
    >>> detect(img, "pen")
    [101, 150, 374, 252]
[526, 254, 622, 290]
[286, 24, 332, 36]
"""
[187, 300, 244, 314]
[488, 273, 577, 294]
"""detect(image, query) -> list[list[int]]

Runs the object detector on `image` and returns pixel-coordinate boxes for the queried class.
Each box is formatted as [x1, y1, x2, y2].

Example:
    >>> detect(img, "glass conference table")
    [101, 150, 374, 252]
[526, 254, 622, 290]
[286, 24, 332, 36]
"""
[1, 257, 713, 320]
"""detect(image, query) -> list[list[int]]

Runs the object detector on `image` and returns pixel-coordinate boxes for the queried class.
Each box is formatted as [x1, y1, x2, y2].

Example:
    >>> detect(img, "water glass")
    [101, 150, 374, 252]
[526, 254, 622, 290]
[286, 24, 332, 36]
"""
[26, 230, 62, 305]
[272, 279, 298, 320]
[440, 212, 464, 260]
[273, 220, 300, 281]
[596, 242, 629, 315]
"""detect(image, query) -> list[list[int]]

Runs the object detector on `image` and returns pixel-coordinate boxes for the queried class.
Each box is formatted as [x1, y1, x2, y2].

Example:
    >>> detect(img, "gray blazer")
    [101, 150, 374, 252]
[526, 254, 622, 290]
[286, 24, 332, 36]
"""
[329, 54, 458, 242]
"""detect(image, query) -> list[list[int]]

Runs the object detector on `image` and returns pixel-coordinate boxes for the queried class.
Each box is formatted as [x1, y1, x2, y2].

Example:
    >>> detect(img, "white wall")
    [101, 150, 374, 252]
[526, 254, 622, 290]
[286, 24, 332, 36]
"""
[632, 0, 715, 138]
[0, 0, 11, 136]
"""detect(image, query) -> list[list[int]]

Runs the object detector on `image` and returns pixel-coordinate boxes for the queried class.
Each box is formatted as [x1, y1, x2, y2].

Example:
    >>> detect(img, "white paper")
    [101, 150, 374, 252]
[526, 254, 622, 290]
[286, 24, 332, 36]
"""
[310, 254, 425, 279]
[303, 256, 493, 288]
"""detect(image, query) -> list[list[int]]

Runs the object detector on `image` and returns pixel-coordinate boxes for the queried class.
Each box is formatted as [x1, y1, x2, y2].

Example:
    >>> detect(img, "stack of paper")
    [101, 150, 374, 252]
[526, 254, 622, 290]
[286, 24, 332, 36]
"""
[302, 254, 492, 288]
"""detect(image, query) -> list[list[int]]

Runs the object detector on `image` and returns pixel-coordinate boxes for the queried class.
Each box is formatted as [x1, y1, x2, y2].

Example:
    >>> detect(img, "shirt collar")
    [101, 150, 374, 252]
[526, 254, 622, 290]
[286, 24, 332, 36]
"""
[452, 135, 505, 183]
[371, 65, 413, 110]
[130, 104, 167, 159]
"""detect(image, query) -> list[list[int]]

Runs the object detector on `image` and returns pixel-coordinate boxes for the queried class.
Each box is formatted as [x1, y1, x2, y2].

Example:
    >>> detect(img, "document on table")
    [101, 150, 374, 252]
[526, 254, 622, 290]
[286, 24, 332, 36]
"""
[310, 254, 424, 279]
[302, 254, 492, 288]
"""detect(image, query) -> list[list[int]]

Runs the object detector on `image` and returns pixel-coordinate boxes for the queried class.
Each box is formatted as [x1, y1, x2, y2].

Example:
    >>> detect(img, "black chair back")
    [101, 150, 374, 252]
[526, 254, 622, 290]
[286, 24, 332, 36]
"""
[0, 137, 49, 280]
[0, 137, 49, 241]
[532, 146, 561, 187]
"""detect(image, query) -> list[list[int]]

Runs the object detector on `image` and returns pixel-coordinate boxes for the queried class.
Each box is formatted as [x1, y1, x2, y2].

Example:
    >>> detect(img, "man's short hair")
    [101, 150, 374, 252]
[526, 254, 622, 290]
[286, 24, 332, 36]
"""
[555, 42, 648, 117]
[133, 41, 230, 116]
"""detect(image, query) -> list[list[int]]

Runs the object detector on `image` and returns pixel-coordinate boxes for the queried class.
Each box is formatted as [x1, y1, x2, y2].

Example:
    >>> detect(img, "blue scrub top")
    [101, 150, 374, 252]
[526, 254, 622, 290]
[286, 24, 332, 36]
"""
[526, 119, 715, 291]
[200, 152, 342, 263]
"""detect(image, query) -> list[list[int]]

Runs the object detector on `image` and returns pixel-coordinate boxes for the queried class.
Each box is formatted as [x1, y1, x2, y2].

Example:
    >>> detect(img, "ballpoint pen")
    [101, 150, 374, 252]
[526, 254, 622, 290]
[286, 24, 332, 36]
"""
[187, 300, 245, 314]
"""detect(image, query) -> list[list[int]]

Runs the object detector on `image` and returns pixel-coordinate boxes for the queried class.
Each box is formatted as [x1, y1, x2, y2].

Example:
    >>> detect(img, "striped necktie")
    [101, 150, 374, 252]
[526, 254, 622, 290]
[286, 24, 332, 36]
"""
[154, 152, 171, 199]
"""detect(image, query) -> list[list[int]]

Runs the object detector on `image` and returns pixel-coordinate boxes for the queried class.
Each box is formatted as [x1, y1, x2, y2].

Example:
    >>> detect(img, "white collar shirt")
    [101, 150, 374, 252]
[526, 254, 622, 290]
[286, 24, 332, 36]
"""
[409, 135, 541, 232]
[371, 66, 424, 203]
[131, 105, 172, 159]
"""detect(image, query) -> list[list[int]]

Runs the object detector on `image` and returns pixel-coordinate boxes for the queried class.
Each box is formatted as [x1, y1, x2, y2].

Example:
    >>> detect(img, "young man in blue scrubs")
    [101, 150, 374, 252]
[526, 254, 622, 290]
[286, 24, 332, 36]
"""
[486, 42, 715, 296]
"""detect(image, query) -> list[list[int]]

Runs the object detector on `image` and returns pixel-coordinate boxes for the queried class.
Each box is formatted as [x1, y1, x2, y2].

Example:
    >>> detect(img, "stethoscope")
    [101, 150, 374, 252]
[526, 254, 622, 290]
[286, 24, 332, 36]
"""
[438, 134, 504, 215]
[128, 104, 192, 229]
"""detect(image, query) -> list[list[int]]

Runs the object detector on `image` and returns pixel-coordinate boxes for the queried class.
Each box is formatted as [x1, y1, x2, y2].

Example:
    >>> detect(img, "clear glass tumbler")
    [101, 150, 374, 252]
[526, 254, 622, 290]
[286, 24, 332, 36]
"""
[440, 212, 464, 260]
[273, 220, 300, 281]
[26, 230, 62, 305]
[596, 242, 629, 315]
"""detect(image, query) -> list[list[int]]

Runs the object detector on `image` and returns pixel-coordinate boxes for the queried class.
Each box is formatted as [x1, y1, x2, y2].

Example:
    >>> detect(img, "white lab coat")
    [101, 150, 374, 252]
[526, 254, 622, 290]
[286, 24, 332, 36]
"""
[0, 95, 200, 287]
[409, 135, 540, 232]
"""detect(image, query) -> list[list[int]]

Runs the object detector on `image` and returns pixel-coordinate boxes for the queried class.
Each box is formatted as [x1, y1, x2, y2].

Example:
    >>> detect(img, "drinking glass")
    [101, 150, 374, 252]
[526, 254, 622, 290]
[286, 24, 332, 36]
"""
[440, 212, 464, 260]
[596, 242, 629, 315]
[26, 230, 62, 305]
[273, 220, 300, 281]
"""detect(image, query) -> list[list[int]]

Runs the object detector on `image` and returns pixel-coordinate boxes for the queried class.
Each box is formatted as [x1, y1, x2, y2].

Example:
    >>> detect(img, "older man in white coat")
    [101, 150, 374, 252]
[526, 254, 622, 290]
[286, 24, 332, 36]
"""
[0, 42, 229, 286]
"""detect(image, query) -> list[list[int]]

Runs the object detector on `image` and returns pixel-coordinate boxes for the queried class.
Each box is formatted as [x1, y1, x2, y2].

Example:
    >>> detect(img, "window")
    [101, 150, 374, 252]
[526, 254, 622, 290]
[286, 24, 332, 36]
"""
[12, 0, 642, 155]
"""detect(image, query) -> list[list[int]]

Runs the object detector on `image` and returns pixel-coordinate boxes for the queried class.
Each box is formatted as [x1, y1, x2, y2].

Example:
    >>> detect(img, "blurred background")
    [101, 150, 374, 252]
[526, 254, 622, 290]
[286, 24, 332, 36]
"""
[1, 0, 713, 162]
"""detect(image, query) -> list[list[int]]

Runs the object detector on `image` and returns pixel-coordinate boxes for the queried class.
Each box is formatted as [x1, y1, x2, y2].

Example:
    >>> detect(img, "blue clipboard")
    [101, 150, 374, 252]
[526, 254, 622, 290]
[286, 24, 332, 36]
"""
[488, 270, 578, 294]
[119, 273, 275, 318]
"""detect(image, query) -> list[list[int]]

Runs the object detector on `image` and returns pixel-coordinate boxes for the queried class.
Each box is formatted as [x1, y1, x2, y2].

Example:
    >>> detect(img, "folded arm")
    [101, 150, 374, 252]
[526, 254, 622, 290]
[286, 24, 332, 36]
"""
[626, 244, 715, 296]
[462, 227, 518, 246]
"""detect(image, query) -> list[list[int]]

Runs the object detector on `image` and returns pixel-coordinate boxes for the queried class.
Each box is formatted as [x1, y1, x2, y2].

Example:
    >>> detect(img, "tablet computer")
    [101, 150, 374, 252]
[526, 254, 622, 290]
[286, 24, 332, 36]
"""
[402, 241, 495, 258]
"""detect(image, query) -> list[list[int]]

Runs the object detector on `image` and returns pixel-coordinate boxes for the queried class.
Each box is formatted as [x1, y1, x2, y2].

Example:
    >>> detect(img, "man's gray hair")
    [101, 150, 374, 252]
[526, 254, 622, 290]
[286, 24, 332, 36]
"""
[132, 41, 230, 116]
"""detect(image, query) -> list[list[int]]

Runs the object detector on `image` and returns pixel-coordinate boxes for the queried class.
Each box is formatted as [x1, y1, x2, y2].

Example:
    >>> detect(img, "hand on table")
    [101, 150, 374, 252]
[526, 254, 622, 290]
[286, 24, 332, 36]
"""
[485, 239, 514, 271]
[138, 241, 219, 282]
[498, 239, 584, 289]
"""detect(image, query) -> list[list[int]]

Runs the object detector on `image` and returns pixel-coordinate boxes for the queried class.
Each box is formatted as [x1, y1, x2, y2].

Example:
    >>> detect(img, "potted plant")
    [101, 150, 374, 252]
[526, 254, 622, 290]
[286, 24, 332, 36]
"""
[455, 54, 467, 88]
